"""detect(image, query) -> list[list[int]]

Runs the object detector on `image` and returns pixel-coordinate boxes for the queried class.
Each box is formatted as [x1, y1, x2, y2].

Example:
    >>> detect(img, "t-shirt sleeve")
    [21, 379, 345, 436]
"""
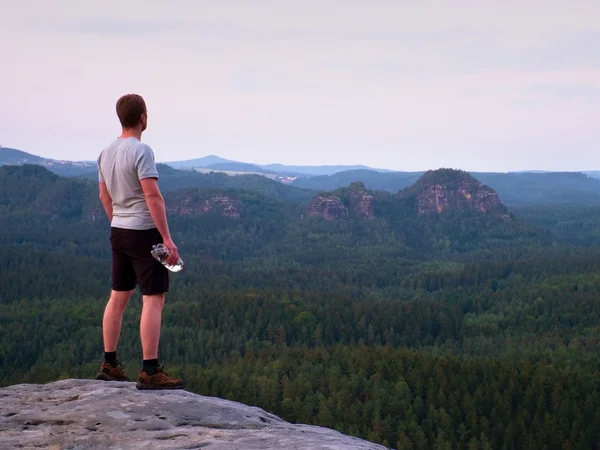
[135, 144, 159, 180]
[97, 154, 105, 183]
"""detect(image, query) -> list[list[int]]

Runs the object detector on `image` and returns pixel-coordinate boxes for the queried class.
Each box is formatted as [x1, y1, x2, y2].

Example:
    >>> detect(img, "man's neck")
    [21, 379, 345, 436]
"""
[119, 128, 142, 141]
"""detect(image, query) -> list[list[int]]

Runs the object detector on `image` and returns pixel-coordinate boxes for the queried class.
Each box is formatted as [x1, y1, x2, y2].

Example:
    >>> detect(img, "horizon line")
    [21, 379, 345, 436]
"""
[1, 145, 599, 175]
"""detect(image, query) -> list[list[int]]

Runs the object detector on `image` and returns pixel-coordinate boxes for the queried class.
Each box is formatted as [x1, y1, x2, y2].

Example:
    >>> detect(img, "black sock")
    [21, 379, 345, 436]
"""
[104, 351, 118, 367]
[143, 359, 159, 375]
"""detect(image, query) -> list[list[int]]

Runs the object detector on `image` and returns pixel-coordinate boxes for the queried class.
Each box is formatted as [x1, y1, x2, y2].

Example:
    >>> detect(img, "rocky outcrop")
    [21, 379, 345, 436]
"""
[348, 182, 375, 219]
[417, 179, 509, 218]
[167, 194, 241, 218]
[307, 195, 348, 220]
[307, 183, 376, 221]
[199, 195, 241, 218]
[0, 379, 388, 450]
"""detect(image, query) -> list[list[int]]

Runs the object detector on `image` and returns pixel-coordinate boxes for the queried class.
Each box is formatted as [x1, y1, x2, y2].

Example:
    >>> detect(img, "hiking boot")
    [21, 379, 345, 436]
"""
[136, 366, 186, 390]
[96, 362, 130, 382]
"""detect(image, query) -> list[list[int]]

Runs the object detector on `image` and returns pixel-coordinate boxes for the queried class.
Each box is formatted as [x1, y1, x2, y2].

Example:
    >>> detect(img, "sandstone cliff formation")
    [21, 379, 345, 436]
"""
[307, 195, 349, 220]
[416, 180, 508, 216]
[166, 193, 242, 218]
[307, 182, 376, 220]
[347, 182, 375, 219]
[306, 170, 509, 222]
[401, 169, 510, 218]
[0, 379, 388, 450]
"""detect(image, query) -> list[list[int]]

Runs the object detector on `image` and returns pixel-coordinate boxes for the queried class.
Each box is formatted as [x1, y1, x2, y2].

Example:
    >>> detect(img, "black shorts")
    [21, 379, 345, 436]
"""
[110, 227, 169, 295]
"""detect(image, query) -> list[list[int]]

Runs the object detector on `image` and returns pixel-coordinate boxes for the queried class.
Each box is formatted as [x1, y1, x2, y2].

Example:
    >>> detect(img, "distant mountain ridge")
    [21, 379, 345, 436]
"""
[4, 146, 600, 206]
[205, 162, 272, 172]
[0, 147, 96, 177]
[293, 169, 600, 206]
[0, 164, 553, 256]
[305, 170, 510, 222]
[165, 155, 234, 168]
[0, 147, 44, 165]
[165, 155, 391, 176]
[258, 163, 393, 176]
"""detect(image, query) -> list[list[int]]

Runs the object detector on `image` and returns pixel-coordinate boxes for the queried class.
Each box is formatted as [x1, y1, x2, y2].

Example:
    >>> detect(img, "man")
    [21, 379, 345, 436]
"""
[95, 93, 185, 390]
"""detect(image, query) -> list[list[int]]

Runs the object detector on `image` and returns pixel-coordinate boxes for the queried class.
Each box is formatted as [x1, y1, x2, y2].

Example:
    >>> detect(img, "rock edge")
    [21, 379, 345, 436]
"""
[0, 379, 389, 450]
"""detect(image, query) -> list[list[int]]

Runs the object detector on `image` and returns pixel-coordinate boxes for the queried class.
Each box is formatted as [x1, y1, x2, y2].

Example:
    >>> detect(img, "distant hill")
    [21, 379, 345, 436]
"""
[164, 155, 234, 168]
[0, 164, 554, 258]
[78, 163, 315, 203]
[0, 147, 95, 177]
[475, 172, 600, 205]
[292, 169, 600, 206]
[0, 164, 97, 218]
[163, 153, 391, 176]
[258, 163, 392, 176]
[0, 146, 313, 203]
[292, 169, 423, 192]
[0, 147, 44, 165]
[583, 171, 600, 180]
[204, 162, 277, 174]
[398, 169, 509, 217]
[5, 146, 600, 207]
[300, 171, 551, 253]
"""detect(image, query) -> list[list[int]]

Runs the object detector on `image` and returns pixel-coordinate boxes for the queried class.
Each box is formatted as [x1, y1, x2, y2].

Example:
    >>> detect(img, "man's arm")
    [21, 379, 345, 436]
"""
[99, 182, 113, 221]
[140, 178, 179, 265]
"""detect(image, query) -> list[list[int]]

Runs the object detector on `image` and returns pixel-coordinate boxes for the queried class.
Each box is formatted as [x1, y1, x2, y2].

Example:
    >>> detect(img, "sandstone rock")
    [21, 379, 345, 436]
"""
[200, 195, 241, 218]
[354, 193, 375, 219]
[348, 182, 375, 219]
[167, 194, 241, 218]
[307, 195, 348, 221]
[417, 180, 508, 216]
[0, 379, 388, 450]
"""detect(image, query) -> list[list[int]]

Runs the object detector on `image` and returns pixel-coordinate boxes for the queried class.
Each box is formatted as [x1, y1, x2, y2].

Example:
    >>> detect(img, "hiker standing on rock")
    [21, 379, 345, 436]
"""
[95, 93, 185, 390]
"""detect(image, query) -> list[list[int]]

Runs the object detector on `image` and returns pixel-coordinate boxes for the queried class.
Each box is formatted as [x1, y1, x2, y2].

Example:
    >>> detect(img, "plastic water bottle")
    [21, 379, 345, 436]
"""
[151, 244, 184, 272]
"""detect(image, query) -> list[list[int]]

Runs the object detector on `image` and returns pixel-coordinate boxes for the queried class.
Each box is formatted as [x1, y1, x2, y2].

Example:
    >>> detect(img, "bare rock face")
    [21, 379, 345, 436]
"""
[354, 193, 375, 218]
[348, 182, 375, 219]
[417, 180, 508, 217]
[307, 183, 377, 221]
[307, 195, 348, 221]
[167, 194, 241, 218]
[200, 195, 241, 218]
[0, 379, 388, 450]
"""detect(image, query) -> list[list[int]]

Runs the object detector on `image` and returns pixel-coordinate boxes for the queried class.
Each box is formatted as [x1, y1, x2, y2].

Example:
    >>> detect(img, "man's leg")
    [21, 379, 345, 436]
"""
[140, 293, 164, 361]
[133, 228, 185, 389]
[103, 289, 134, 354]
[136, 291, 185, 389]
[97, 227, 136, 382]
[135, 292, 184, 389]
[96, 289, 134, 381]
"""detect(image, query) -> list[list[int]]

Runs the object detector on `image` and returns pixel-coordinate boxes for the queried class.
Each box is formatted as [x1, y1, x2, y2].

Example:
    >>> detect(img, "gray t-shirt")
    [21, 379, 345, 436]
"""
[97, 137, 159, 230]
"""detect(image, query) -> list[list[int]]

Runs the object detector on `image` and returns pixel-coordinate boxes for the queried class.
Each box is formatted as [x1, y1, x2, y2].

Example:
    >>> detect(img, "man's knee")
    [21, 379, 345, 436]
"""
[110, 289, 134, 304]
[142, 293, 165, 308]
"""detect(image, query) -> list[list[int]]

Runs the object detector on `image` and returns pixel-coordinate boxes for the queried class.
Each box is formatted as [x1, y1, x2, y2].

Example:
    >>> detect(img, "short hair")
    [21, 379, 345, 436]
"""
[116, 94, 147, 129]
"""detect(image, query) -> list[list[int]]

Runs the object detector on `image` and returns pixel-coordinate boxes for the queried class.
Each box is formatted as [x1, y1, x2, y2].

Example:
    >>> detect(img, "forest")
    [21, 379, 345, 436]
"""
[2, 164, 600, 449]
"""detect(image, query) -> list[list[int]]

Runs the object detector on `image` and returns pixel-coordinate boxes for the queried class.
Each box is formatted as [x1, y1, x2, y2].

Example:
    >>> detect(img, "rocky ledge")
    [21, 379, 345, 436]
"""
[0, 379, 388, 450]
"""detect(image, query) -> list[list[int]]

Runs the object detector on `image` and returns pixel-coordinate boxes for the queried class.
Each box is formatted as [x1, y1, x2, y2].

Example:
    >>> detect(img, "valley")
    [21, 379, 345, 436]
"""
[2, 158, 600, 449]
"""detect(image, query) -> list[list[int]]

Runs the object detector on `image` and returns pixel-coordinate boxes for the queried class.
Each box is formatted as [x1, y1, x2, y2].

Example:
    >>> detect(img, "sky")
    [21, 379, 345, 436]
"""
[1, 0, 599, 172]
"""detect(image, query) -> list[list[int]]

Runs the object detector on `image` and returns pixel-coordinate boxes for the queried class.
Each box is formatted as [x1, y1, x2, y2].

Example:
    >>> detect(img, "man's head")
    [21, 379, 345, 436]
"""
[116, 94, 147, 131]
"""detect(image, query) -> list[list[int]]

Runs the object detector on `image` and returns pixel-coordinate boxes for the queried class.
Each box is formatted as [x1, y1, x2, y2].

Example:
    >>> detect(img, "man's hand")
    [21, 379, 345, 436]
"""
[98, 182, 113, 221]
[140, 177, 177, 263]
[162, 237, 180, 266]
